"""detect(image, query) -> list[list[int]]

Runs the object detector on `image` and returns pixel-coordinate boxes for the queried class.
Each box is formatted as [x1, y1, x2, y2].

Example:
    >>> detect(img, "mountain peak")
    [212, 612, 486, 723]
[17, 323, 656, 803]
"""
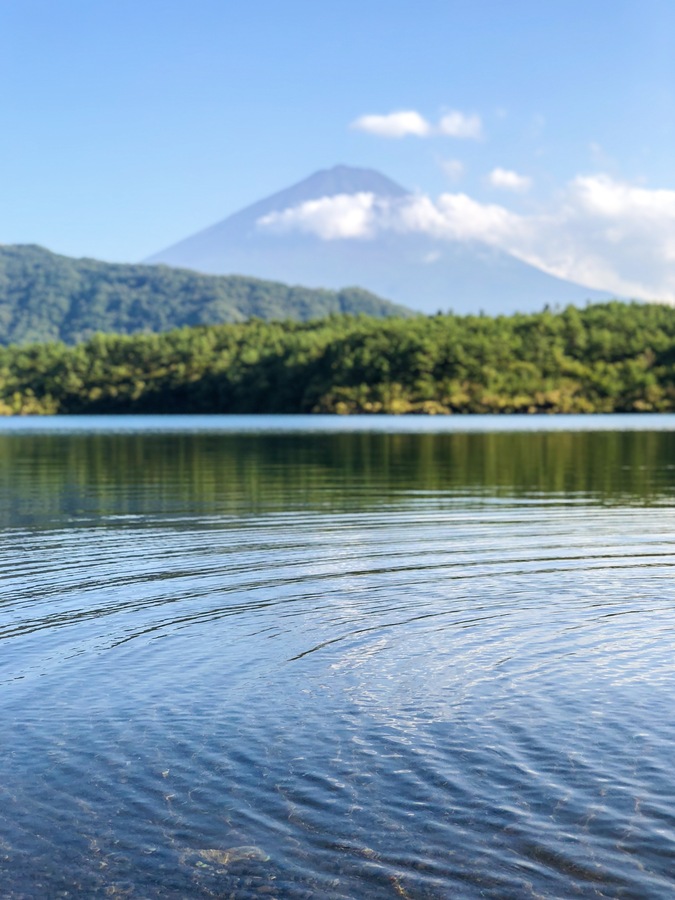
[235, 164, 409, 221]
[145, 165, 410, 269]
[295, 165, 409, 200]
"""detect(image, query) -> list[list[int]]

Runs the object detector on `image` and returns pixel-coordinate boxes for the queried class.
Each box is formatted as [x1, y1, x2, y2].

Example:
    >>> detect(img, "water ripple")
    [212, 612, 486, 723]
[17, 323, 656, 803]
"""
[2, 437, 675, 897]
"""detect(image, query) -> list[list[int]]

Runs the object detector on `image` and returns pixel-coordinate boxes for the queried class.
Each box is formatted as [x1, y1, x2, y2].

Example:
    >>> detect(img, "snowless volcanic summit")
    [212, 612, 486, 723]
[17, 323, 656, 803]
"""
[146, 165, 607, 315]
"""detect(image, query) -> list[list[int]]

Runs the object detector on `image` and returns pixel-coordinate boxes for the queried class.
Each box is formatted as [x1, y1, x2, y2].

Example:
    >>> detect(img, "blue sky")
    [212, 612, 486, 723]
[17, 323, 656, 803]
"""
[2, 0, 675, 298]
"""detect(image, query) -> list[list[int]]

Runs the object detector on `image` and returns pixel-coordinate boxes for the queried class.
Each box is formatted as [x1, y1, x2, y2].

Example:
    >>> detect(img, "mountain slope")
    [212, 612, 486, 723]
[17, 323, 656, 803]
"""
[0, 244, 410, 346]
[146, 164, 409, 272]
[146, 164, 611, 315]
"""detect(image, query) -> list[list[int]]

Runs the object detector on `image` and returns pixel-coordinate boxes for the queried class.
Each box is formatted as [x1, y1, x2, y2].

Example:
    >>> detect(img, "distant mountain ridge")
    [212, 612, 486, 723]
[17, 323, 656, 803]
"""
[146, 164, 611, 315]
[0, 244, 410, 346]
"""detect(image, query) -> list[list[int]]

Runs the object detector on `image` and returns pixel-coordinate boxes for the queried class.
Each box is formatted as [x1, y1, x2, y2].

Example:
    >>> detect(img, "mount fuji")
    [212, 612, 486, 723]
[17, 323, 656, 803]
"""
[146, 165, 609, 315]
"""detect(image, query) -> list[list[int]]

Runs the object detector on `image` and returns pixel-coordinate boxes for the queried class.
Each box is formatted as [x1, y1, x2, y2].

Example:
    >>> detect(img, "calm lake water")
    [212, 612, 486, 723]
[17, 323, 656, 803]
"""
[2, 415, 675, 898]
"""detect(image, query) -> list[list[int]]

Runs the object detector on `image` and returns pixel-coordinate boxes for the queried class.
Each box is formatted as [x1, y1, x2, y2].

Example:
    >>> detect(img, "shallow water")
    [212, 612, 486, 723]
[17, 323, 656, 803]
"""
[1, 417, 675, 898]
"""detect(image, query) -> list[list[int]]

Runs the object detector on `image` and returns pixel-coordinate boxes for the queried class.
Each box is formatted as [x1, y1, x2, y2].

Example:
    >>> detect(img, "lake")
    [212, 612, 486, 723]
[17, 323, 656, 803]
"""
[2, 415, 675, 898]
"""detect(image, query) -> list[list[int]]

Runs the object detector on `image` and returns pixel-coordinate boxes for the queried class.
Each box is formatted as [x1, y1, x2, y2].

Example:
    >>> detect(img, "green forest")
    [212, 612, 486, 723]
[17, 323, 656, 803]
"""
[0, 244, 408, 345]
[2, 301, 675, 415]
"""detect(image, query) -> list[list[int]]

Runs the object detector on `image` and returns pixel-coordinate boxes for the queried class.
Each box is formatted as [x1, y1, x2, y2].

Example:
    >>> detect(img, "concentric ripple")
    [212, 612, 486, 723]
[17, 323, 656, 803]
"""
[1, 424, 675, 898]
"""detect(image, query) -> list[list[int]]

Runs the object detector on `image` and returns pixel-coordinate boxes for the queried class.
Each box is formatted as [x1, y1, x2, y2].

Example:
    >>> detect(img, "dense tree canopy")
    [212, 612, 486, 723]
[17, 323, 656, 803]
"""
[0, 244, 409, 345]
[2, 301, 675, 414]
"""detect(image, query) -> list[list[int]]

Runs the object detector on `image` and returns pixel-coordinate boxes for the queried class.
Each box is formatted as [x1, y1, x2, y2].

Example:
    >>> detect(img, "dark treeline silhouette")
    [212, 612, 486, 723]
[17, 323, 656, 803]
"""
[2, 301, 675, 414]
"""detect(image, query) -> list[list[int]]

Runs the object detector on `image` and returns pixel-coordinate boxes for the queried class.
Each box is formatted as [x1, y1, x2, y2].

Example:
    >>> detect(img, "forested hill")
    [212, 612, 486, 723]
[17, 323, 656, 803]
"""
[3, 301, 675, 415]
[0, 244, 410, 345]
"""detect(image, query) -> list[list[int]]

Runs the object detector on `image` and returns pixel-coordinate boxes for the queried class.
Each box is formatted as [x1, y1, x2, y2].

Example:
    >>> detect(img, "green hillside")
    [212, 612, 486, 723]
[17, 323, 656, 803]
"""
[0, 244, 410, 345]
[2, 301, 675, 415]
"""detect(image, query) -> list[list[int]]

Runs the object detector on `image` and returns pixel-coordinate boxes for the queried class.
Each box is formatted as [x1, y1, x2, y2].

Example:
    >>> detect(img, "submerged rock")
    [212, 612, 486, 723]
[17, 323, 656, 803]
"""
[180, 845, 270, 871]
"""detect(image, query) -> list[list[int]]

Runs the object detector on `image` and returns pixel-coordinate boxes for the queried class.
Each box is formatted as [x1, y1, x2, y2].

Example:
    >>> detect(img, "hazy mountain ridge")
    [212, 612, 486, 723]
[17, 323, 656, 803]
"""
[147, 165, 611, 315]
[0, 244, 410, 346]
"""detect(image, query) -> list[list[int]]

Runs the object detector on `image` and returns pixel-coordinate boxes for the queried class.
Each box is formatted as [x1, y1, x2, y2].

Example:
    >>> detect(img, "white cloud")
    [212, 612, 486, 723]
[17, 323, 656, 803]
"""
[477, 174, 675, 300]
[384, 193, 520, 244]
[258, 191, 519, 247]
[351, 109, 482, 140]
[488, 167, 532, 192]
[256, 174, 675, 302]
[258, 192, 379, 240]
[435, 194, 522, 242]
[350, 110, 432, 138]
[572, 174, 675, 220]
[438, 111, 483, 139]
[515, 175, 675, 299]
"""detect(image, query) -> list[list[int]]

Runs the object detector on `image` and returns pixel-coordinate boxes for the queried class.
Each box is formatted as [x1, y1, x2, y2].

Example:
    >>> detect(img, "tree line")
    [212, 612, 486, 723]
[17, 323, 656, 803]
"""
[0, 244, 407, 345]
[2, 301, 675, 415]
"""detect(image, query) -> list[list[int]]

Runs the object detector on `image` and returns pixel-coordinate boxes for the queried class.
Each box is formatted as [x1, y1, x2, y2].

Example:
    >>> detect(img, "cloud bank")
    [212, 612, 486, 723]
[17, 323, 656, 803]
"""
[351, 109, 482, 140]
[258, 174, 675, 302]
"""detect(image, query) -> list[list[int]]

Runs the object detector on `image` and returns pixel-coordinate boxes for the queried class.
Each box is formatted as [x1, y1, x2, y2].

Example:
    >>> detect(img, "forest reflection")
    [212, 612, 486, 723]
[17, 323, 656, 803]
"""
[1, 428, 673, 528]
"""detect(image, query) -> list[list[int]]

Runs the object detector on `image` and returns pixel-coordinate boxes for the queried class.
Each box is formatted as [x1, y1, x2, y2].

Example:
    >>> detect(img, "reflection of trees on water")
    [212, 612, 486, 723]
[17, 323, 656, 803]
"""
[0, 429, 672, 528]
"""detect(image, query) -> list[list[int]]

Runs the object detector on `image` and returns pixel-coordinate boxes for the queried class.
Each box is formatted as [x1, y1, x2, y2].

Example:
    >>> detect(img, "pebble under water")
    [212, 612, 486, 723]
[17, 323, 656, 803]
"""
[1, 418, 675, 898]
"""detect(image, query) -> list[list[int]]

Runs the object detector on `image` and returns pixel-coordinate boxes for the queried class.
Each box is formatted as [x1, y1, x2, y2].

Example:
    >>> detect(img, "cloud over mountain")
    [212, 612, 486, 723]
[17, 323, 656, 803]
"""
[258, 192, 381, 239]
[517, 175, 675, 300]
[147, 164, 608, 316]
[257, 173, 675, 302]
[258, 192, 519, 244]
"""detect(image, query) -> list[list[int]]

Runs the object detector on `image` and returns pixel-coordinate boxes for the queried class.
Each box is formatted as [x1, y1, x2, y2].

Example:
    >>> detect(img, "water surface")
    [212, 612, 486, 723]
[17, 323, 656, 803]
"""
[1, 416, 675, 898]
